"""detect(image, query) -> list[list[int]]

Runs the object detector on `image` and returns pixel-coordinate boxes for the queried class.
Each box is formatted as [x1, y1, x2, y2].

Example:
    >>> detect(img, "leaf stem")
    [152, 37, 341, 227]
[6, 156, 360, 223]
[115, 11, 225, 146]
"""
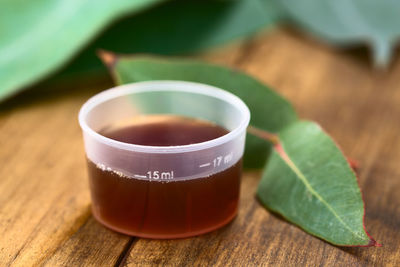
[347, 157, 360, 171]
[98, 49, 119, 67]
[247, 125, 279, 145]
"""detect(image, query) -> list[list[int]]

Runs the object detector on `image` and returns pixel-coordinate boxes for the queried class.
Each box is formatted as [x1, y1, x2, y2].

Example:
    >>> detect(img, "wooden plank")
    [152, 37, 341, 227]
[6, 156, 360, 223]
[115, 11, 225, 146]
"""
[123, 28, 400, 266]
[43, 217, 132, 267]
[0, 27, 399, 266]
[0, 79, 131, 266]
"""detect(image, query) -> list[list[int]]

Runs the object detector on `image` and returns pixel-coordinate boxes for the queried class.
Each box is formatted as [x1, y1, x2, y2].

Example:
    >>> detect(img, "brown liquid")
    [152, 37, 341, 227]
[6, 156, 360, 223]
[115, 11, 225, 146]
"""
[87, 115, 242, 238]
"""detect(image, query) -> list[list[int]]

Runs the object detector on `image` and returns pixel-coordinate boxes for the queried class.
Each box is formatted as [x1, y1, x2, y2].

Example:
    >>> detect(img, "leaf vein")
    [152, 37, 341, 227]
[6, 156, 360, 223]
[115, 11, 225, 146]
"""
[275, 143, 365, 241]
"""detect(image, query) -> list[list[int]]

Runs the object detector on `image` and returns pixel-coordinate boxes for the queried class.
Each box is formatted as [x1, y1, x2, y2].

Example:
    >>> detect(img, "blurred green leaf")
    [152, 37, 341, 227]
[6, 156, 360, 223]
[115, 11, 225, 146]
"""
[104, 54, 297, 168]
[0, 0, 164, 101]
[0, 0, 281, 101]
[60, 0, 281, 77]
[276, 0, 400, 67]
[258, 121, 379, 246]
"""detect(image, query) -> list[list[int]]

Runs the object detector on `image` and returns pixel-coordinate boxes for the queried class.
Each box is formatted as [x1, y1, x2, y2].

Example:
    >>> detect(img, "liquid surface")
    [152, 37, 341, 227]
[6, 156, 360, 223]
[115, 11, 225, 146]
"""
[88, 115, 242, 238]
[100, 115, 228, 146]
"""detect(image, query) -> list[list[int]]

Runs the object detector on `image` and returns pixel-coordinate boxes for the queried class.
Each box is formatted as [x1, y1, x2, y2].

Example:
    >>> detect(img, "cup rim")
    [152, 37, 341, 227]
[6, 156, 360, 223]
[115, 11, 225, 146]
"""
[78, 80, 250, 154]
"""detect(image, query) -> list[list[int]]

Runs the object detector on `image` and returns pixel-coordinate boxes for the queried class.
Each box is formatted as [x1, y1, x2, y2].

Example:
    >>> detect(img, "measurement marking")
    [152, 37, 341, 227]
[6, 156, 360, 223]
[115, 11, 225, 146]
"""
[147, 171, 174, 180]
[224, 152, 233, 164]
[133, 174, 147, 179]
[199, 163, 211, 168]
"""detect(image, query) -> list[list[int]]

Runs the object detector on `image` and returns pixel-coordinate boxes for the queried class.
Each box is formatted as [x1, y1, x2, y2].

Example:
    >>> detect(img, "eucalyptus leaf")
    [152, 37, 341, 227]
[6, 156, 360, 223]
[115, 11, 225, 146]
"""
[257, 121, 379, 246]
[102, 54, 297, 168]
[276, 0, 400, 67]
[103, 54, 379, 246]
[0, 0, 163, 100]
[61, 0, 279, 77]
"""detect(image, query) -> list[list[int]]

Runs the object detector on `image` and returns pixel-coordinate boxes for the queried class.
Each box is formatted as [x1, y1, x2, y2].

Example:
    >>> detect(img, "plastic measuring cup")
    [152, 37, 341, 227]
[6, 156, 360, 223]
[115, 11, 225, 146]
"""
[79, 81, 250, 238]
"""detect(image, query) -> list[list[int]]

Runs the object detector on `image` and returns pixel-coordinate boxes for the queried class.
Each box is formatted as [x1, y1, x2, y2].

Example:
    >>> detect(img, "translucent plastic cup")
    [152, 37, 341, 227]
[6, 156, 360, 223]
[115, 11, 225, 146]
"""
[78, 81, 250, 238]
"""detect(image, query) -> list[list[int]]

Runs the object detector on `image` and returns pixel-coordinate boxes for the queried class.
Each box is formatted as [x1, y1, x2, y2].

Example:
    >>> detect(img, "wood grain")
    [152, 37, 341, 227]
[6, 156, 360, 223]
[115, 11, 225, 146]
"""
[1, 27, 400, 266]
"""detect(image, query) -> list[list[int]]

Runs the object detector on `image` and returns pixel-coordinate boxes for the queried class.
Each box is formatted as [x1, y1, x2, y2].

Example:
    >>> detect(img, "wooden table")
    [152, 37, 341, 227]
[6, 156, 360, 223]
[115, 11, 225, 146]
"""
[1, 28, 399, 266]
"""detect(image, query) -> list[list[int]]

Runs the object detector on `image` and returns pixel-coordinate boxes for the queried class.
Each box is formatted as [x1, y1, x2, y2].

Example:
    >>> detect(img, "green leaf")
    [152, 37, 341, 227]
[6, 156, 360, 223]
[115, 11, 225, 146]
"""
[102, 54, 297, 168]
[0, 0, 163, 101]
[103, 54, 379, 246]
[257, 121, 379, 246]
[58, 0, 280, 77]
[276, 0, 400, 67]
